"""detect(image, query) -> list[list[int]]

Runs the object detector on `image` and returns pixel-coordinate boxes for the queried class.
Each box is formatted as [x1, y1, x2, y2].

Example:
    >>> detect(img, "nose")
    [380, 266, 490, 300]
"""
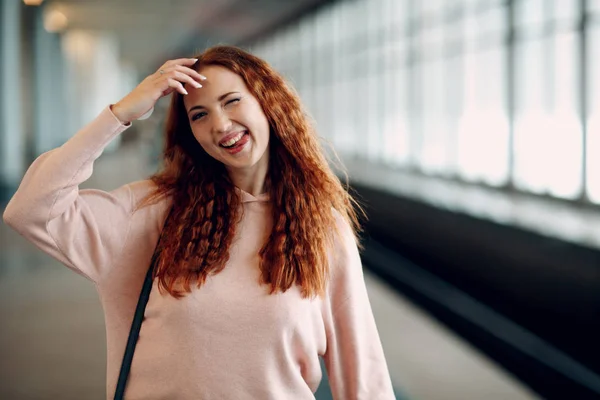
[211, 110, 232, 134]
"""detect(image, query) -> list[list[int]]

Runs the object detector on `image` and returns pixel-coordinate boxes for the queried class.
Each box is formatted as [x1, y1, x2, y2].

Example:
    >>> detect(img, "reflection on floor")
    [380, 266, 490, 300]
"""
[0, 140, 539, 400]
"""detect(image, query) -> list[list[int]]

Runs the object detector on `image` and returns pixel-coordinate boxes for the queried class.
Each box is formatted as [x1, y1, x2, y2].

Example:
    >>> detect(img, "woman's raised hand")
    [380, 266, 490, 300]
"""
[111, 58, 206, 124]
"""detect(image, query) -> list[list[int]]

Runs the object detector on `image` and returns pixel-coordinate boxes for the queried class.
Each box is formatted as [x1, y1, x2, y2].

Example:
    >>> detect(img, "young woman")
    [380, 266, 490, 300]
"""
[3, 45, 395, 399]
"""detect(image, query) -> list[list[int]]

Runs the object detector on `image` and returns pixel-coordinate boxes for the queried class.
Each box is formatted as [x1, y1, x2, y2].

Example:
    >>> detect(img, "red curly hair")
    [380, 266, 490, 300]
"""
[139, 45, 363, 299]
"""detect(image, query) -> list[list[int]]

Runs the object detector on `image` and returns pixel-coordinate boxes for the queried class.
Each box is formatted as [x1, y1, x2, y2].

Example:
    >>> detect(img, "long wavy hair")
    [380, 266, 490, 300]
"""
[139, 45, 363, 299]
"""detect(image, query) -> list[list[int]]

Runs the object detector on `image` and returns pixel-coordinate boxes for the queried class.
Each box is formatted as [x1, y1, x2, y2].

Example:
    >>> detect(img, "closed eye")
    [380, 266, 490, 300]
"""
[191, 111, 207, 121]
[190, 98, 240, 122]
[225, 98, 241, 106]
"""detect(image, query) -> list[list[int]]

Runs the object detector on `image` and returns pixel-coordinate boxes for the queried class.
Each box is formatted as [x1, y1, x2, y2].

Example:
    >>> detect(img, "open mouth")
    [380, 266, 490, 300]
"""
[220, 131, 248, 149]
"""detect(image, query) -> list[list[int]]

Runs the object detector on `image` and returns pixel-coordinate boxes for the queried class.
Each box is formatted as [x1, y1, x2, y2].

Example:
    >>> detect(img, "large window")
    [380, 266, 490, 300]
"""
[251, 0, 596, 205]
[457, 3, 509, 185]
[513, 0, 582, 199]
[587, 22, 600, 202]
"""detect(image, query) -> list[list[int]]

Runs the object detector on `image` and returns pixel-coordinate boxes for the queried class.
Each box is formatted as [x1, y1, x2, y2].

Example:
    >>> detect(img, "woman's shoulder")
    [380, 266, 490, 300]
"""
[328, 208, 361, 271]
[120, 179, 171, 243]
[126, 179, 171, 213]
[331, 208, 357, 246]
[127, 178, 158, 198]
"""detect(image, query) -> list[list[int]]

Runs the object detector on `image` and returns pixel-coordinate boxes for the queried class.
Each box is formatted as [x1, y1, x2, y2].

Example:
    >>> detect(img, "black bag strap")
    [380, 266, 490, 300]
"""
[114, 209, 171, 400]
[113, 255, 155, 399]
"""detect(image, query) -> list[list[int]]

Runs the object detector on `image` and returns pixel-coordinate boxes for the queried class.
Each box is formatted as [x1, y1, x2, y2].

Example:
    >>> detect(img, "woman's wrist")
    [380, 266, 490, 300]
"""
[110, 103, 131, 125]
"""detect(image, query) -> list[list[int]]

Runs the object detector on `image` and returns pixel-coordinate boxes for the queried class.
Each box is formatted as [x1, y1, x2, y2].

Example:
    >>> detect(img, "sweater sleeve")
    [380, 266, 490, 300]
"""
[322, 213, 396, 400]
[2, 106, 135, 283]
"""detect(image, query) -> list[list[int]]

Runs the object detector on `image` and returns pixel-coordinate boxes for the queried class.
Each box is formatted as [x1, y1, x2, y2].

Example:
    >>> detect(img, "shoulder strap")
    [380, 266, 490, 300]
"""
[113, 253, 156, 400]
[113, 209, 171, 400]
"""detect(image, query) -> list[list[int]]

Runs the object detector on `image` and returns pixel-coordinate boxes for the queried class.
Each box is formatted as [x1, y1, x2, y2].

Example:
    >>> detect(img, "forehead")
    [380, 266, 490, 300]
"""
[185, 65, 247, 105]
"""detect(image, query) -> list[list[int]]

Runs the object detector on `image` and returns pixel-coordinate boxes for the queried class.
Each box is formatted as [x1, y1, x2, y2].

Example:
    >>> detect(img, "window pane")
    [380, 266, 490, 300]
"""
[444, 54, 463, 176]
[408, 64, 423, 167]
[415, 0, 446, 18]
[383, 67, 410, 165]
[366, 49, 381, 161]
[334, 79, 357, 154]
[338, 0, 355, 41]
[388, 38, 411, 166]
[551, 0, 579, 22]
[587, 27, 600, 202]
[420, 59, 449, 174]
[548, 32, 582, 198]
[514, 38, 546, 193]
[419, 24, 444, 59]
[347, 49, 369, 157]
[367, 0, 383, 33]
[457, 48, 509, 185]
[514, 34, 582, 198]
[515, 0, 547, 26]
[476, 5, 506, 35]
[588, 0, 600, 13]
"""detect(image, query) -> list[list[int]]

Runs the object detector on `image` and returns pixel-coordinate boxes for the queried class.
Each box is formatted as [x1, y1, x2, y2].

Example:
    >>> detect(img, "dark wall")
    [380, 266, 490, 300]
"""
[353, 183, 600, 398]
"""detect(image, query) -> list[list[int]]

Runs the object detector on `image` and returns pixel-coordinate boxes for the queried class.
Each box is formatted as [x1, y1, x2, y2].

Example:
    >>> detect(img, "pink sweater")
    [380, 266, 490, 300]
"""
[3, 107, 395, 399]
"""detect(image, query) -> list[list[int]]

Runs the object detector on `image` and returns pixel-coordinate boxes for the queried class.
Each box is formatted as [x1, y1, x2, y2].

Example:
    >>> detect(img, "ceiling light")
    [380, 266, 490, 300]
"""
[44, 10, 68, 33]
[24, 0, 44, 5]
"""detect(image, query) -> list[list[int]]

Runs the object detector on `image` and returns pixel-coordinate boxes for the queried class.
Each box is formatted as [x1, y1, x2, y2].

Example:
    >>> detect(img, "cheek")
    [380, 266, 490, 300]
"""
[251, 111, 270, 142]
[244, 101, 269, 132]
[191, 129, 213, 152]
[262, 120, 272, 147]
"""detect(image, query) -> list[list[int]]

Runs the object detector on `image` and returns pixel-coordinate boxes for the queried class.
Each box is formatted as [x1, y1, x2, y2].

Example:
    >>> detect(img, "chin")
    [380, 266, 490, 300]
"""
[224, 158, 259, 170]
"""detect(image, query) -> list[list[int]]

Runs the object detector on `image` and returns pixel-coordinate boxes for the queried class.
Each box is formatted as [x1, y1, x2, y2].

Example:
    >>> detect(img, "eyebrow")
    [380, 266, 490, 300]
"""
[187, 91, 240, 114]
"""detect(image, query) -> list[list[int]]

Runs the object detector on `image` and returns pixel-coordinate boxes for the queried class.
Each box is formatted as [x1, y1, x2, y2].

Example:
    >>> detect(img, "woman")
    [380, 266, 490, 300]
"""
[3, 45, 395, 399]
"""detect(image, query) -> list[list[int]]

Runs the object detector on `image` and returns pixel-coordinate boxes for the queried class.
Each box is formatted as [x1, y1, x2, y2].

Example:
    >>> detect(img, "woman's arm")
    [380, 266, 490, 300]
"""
[3, 57, 206, 283]
[322, 214, 396, 400]
[3, 108, 135, 282]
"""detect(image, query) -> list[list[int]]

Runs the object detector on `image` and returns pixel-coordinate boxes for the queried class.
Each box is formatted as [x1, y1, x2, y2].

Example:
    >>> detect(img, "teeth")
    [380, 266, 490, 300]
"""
[221, 132, 245, 147]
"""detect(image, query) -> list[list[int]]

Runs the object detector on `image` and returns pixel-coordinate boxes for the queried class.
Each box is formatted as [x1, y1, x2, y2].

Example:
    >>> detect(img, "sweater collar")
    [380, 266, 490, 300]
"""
[237, 188, 269, 203]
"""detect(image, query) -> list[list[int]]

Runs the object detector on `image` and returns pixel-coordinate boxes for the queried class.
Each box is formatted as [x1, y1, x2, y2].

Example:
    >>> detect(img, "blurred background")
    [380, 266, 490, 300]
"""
[1, 0, 600, 399]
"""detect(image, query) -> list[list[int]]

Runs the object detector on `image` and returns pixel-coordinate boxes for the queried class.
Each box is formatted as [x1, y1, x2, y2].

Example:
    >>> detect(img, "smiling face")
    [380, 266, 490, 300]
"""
[182, 65, 271, 177]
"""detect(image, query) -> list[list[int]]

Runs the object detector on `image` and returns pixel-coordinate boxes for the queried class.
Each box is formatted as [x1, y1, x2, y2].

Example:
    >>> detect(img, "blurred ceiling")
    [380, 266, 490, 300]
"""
[44, 0, 331, 71]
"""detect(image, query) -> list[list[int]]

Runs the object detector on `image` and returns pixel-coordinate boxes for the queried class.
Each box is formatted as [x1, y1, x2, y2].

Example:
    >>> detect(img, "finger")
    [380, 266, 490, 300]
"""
[160, 69, 202, 89]
[174, 70, 203, 89]
[173, 65, 207, 82]
[160, 58, 198, 70]
[166, 78, 188, 95]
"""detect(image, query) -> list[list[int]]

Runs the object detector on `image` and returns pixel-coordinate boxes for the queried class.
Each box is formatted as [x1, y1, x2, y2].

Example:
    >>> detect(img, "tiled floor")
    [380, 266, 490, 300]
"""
[0, 139, 539, 399]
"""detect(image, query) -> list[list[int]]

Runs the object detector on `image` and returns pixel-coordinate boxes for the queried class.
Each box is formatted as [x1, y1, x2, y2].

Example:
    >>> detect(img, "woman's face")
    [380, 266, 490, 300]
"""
[183, 65, 270, 174]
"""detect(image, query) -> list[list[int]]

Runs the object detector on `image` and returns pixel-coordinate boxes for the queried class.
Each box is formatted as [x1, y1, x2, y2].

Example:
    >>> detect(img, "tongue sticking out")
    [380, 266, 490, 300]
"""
[221, 132, 250, 154]
[221, 132, 248, 148]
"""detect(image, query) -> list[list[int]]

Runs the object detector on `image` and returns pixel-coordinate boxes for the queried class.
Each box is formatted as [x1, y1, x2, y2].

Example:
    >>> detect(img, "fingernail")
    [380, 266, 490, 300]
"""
[182, 89, 189, 95]
[193, 82, 202, 88]
[192, 58, 198, 63]
[199, 75, 207, 80]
